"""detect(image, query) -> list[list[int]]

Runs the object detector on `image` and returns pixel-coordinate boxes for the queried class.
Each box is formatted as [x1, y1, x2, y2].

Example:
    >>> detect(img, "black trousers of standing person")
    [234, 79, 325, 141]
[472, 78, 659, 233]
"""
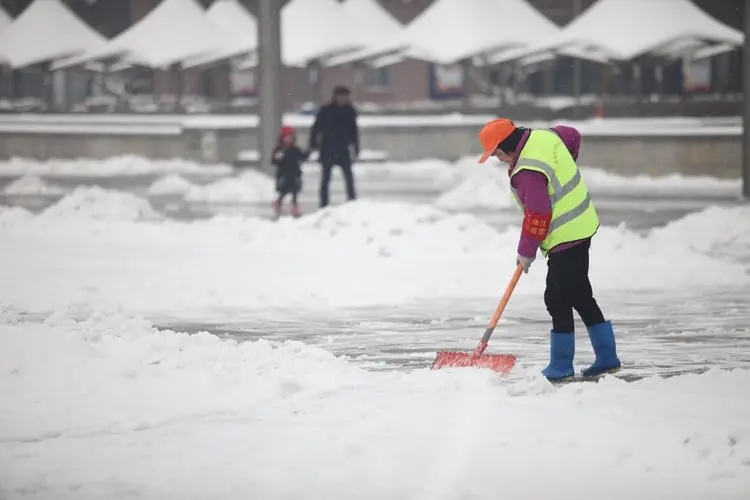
[319, 155, 356, 208]
[544, 238, 605, 333]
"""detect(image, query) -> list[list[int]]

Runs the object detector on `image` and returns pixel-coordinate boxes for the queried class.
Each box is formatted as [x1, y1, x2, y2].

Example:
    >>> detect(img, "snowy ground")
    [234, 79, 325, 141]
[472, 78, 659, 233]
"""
[1, 155, 749, 499]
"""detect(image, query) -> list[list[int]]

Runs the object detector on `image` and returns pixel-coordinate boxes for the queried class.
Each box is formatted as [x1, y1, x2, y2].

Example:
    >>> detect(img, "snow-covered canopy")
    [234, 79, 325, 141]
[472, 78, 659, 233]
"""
[185, 0, 365, 68]
[55, 0, 232, 69]
[282, 0, 365, 67]
[521, 0, 744, 62]
[326, 0, 405, 66]
[0, 0, 107, 69]
[182, 0, 258, 68]
[332, 0, 561, 66]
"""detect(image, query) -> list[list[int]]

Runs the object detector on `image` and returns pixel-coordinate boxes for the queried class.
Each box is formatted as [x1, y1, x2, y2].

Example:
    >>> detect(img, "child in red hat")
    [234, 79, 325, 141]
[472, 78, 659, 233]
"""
[272, 125, 309, 218]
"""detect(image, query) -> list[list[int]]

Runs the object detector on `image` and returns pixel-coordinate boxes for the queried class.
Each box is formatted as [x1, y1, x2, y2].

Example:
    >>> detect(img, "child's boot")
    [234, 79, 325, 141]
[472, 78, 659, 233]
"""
[582, 320, 621, 378]
[291, 202, 301, 218]
[542, 331, 575, 381]
[272, 199, 282, 218]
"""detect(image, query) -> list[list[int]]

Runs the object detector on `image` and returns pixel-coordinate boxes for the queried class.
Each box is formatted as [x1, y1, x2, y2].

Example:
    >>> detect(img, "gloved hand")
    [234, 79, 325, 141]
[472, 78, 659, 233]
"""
[516, 254, 535, 273]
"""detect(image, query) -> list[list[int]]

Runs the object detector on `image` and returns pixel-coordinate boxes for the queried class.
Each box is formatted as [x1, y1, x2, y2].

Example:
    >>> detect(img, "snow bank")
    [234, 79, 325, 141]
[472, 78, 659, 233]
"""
[39, 186, 162, 222]
[434, 162, 512, 210]
[0, 199, 747, 315]
[185, 170, 276, 203]
[147, 174, 196, 196]
[650, 205, 750, 264]
[580, 167, 741, 195]
[2, 173, 64, 195]
[0, 206, 33, 227]
[355, 158, 462, 186]
[0, 155, 233, 178]
[434, 159, 741, 210]
[0, 314, 749, 498]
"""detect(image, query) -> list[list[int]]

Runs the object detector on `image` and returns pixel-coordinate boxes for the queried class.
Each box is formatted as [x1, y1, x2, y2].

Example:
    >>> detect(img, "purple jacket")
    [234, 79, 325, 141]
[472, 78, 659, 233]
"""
[511, 126, 585, 258]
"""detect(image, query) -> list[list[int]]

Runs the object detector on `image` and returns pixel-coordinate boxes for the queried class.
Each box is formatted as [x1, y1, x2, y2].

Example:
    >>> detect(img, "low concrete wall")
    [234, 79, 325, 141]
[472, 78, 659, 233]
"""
[0, 116, 741, 178]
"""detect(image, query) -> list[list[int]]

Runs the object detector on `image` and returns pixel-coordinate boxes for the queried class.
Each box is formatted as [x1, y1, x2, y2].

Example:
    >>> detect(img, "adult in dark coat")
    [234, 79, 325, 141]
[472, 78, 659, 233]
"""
[308, 85, 360, 208]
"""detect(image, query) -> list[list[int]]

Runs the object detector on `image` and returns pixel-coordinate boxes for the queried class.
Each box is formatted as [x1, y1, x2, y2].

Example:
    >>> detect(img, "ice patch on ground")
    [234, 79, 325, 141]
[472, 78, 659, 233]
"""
[0, 155, 233, 178]
[147, 174, 196, 196]
[38, 187, 162, 222]
[0, 200, 747, 315]
[2, 173, 64, 195]
[185, 170, 275, 203]
[0, 314, 749, 499]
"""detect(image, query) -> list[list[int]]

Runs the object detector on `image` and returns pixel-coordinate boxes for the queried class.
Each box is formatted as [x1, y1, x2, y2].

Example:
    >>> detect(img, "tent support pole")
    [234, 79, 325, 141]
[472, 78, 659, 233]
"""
[743, 0, 750, 200]
[258, 0, 283, 176]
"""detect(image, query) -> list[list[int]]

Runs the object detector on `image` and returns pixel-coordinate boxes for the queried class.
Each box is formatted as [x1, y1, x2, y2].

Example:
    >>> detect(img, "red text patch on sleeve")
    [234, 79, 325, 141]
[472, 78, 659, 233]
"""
[522, 209, 551, 240]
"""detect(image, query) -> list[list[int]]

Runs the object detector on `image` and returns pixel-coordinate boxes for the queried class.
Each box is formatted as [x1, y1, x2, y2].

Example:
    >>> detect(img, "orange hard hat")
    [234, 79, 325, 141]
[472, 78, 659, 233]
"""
[478, 118, 516, 164]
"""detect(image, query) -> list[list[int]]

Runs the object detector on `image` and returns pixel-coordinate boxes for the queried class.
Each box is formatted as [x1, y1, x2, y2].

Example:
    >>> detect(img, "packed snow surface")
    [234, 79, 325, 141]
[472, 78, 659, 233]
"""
[0, 314, 748, 499]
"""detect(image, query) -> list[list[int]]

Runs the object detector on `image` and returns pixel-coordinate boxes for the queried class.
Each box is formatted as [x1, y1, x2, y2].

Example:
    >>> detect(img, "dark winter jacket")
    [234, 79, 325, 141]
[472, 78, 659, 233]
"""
[308, 102, 360, 162]
[272, 145, 308, 193]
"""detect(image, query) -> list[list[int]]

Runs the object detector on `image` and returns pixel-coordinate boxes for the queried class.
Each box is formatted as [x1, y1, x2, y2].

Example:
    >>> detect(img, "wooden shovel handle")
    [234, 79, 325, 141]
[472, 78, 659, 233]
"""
[488, 263, 524, 330]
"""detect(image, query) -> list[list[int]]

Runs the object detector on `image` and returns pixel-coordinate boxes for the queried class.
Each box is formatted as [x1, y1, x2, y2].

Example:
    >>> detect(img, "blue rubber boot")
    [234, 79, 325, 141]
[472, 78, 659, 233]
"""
[581, 320, 621, 378]
[541, 332, 575, 381]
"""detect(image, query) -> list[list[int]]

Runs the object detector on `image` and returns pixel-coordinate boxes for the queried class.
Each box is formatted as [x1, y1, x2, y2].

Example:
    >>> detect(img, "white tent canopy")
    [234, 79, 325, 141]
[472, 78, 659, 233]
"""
[182, 0, 258, 68]
[332, 0, 561, 66]
[186, 0, 365, 68]
[520, 0, 744, 62]
[56, 0, 233, 69]
[343, 0, 403, 44]
[326, 0, 405, 66]
[282, 0, 364, 67]
[0, 0, 107, 69]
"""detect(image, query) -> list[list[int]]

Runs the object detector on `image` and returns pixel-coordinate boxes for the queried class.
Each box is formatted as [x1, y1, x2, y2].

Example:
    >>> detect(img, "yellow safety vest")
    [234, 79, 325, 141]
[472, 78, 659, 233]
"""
[509, 129, 599, 256]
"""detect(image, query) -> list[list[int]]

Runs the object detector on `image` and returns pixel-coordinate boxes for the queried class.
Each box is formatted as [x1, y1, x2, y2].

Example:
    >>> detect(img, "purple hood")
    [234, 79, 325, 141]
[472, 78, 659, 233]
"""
[550, 125, 581, 161]
[510, 125, 582, 172]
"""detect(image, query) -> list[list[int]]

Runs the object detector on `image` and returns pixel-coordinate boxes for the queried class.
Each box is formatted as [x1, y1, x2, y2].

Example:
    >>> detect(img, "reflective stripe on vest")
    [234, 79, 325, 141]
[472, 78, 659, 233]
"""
[509, 129, 599, 255]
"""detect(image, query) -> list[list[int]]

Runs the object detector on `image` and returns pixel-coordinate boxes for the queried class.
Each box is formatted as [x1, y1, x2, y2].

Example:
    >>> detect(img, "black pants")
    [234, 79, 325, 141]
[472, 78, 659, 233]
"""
[277, 191, 298, 204]
[544, 238, 604, 332]
[319, 157, 356, 208]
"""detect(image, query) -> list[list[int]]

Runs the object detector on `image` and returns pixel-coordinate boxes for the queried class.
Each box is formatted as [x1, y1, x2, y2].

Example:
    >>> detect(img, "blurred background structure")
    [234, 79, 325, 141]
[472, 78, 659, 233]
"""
[0, 0, 746, 190]
[0, 0, 744, 118]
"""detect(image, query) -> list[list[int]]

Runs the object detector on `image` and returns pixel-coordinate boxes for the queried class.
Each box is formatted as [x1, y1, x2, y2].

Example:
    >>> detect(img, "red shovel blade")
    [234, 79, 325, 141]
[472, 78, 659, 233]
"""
[432, 351, 517, 374]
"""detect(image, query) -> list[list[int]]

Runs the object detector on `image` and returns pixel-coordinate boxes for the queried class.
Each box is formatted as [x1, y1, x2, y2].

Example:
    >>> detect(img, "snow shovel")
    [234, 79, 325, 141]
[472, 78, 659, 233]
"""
[431, 263, 523, 374]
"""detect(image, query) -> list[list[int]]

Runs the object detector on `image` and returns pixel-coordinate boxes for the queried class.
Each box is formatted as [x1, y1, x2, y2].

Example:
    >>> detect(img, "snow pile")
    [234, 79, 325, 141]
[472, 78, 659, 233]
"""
[185, 170, 276, 203]
[0, 313, 749, 498]
[434, 162, 512, 210]
[39, 186, 162, 222]
[0, 200, 748, 315]
[650, 205, 750, 264]
[434, 158, 742, 210]
[356, 158, 462, 186]
[2, 173, 64, 195]
[580, 167, 741, 195]
[147, 174, 196, 196]
[0, 206, 33, 227]
[0, 155, 233, 177]
[285, 200, 501, 258]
